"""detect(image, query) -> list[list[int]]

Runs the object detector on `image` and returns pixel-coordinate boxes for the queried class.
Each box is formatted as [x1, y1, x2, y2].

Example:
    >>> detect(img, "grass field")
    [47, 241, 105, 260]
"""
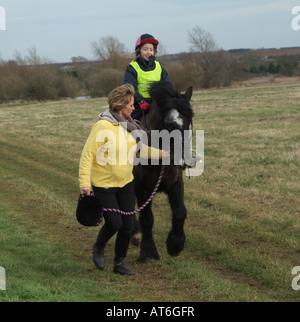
[0, 81, 300, 302]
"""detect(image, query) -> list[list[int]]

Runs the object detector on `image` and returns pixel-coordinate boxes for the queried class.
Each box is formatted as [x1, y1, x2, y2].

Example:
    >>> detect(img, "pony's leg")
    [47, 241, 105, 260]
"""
[137, 198, 160, 262]
[167, 180, 187, 256]
[130, 214, 142, 247]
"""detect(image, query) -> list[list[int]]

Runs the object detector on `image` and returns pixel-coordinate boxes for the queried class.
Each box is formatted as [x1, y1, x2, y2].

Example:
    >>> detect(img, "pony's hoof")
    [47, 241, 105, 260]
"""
[137, 239, 160, 262]
[137, 252, 160, 263]
[166, 231, 185, 257]
[131, 232, 142, 247]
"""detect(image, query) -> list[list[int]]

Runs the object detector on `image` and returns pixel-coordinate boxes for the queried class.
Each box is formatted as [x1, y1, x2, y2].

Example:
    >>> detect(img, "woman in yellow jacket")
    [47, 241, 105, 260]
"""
[79, 84, 164, 275]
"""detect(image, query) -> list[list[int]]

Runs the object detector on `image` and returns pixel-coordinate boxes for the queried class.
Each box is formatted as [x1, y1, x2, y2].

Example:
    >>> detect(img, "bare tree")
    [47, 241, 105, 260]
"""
[26, 46, 42, 65]
[14, 50, 25, 65]
[14, 47, 51, 66]
[91, 36, 129, 69]
[188, 26, 219, 53]
[188, 26, 223, 88]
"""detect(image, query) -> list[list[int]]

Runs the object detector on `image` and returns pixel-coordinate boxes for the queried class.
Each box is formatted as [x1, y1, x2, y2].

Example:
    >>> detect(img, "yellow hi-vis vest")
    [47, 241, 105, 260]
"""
[130, 60, 162, 98]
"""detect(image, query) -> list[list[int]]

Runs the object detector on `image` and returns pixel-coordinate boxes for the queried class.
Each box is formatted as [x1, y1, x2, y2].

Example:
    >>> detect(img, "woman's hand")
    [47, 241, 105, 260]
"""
[162, 150, 170, 159]
[80, 187, 92, 196]
[162, 150, 170, 164]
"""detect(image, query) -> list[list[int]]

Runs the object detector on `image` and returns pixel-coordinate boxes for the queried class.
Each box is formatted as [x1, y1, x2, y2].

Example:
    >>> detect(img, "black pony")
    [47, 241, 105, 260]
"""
[132, 81, 194, 262]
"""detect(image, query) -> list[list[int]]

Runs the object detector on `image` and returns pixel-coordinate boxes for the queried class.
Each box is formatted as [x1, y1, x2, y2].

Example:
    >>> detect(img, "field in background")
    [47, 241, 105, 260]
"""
[0, 81, 299, 302]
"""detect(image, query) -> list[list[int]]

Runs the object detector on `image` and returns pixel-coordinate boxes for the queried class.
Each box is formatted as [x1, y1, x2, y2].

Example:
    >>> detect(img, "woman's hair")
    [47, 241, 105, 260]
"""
[108, 84, 135, 112]
[134, 44, 158, 60]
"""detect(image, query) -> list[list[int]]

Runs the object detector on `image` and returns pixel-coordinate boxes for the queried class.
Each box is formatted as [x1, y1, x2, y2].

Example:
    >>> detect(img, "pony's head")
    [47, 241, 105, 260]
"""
[150, 81, 194, 132]
[149, 81, 195, 168]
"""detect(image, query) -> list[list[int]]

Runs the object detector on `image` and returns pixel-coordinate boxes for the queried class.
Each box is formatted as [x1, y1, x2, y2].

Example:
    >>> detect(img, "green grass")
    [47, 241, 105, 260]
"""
[0, 82, 300, 302]
[0, 205, 123, 302]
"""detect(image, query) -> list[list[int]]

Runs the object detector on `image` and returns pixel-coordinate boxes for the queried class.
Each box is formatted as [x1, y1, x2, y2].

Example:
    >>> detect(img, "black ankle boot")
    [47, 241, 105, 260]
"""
[113, 258, 134, 276]
[93, 226, 115, 270]
[93, 243, 106, 270]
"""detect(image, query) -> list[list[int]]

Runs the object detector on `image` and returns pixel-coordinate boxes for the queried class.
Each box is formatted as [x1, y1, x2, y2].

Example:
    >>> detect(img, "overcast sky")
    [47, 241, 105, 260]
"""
[0, 0, 299, 63]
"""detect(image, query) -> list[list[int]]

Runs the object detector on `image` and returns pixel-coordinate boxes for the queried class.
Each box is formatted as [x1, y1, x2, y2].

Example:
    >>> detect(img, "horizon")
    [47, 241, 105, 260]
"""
[2, 46, 299, 65]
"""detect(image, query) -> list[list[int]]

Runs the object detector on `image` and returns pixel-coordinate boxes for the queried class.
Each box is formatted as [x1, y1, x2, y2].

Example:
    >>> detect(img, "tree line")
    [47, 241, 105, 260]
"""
[0, 26, 299, 103]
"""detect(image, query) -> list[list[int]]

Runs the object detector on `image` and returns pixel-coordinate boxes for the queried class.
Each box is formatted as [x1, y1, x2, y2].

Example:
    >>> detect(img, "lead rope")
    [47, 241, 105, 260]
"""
[103, 165, 166, 216]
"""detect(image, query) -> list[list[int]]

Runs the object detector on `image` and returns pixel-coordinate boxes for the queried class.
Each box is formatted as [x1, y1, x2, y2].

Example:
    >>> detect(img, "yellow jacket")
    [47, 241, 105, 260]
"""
[79, 118, 162, 188]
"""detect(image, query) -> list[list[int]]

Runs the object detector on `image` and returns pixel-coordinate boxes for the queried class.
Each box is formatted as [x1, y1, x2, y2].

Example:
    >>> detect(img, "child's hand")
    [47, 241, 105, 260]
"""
[138, 100, 150, 111]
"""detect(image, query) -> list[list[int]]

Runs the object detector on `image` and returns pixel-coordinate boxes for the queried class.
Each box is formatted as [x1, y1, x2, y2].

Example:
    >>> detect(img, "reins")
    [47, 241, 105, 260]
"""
[142, 110, 148, 131]
[102, 165, 166, 216]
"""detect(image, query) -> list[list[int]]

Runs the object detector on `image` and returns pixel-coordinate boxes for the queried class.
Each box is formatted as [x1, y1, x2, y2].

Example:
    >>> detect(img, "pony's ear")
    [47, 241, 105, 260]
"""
[184, 86, 193, 101]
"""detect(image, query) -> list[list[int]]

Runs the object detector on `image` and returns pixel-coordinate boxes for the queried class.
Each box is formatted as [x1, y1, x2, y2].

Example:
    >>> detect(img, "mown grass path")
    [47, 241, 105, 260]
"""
[0, 82, 300, 302]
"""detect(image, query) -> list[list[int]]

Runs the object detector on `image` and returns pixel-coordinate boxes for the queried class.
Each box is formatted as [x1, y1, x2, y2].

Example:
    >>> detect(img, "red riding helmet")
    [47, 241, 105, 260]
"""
[135, 33, 159, 50]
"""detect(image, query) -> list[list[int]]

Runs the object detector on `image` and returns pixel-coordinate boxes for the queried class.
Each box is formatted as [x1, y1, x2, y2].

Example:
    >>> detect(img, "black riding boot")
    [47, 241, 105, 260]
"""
[93, 226, 115, 270]
[113, 231, 134, 275]
[114, 258, 134, 276]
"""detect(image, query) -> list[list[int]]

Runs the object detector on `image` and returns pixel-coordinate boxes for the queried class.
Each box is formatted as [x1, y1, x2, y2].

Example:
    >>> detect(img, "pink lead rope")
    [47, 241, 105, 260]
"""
[103, 165, 166, 216]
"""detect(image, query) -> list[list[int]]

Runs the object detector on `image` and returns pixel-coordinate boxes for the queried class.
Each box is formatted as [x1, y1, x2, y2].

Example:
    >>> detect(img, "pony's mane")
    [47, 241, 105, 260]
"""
[149, 81, 194, 121]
